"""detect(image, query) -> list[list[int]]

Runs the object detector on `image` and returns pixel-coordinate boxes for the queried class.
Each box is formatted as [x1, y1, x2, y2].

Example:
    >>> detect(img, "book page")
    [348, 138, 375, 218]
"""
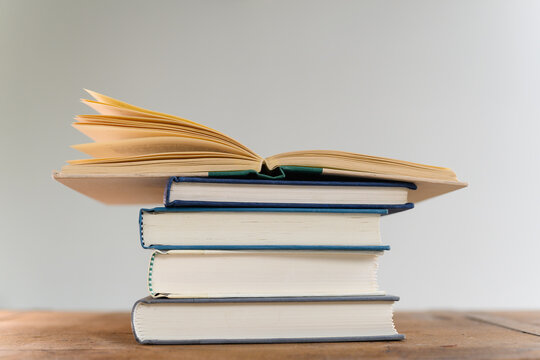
[73, 120, 258, 157]
[73, 136, 255, 158]
[265, 150, 458, 182]
[81, 90, 258, 157]
[60, 158, 263, 175]
[67, 151, 257, 165]
[85, 89, 214, 129]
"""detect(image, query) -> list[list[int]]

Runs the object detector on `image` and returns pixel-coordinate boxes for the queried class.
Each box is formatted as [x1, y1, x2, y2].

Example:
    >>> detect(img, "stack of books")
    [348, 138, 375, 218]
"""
[54, 90, 466, 344]
[131, 177, 416, 343]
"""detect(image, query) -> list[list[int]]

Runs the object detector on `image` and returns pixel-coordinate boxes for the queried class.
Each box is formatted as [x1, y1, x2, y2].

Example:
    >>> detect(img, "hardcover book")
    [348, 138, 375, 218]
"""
[164, 176, 417, 209]
[132, 295, 404, 344]
[53, 90, 467, 204]
[146, 250, 387, 298]
[139, 207, 397, 250]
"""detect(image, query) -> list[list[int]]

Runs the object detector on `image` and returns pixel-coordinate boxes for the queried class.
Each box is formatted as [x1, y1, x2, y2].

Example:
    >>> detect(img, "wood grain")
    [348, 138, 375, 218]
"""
[0, 310, 538, 359]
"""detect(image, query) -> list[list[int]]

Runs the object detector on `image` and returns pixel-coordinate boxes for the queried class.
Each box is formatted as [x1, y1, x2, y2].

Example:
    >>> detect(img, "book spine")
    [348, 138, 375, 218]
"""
[163, 177, 176, 206]
[147, 252, 156, 297]
[139, 209, 149, 249]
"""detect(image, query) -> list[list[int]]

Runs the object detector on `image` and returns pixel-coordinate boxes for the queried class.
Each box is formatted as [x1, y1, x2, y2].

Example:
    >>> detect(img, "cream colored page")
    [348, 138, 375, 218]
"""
[73, 122, 235, 142]
[268, 150, 452, 170]
[83, 90, 258, 154]
[76, 114, 214, 129]
[67, 151, 256, 165]
[80, 102, 215, 133]
[75, 116, 221, 135]
[72, 123, 258, 157]
[73, 123, 188, 142]
[82, 100, 168, 119]
[85, 89, 214, 130]
[60, 160, 262, 175]
[77, 109, 258, 157]
[72, 136, 253, 158]
[265, 150, 457, 181]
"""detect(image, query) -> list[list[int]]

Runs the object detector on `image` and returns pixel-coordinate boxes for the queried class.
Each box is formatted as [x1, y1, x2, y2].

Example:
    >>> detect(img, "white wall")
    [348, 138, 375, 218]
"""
[1, 0, 539, 310]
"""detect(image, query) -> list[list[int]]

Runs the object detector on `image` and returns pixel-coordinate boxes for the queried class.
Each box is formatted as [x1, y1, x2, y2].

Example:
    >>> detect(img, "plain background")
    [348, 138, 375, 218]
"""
[1, 0, 539, 310]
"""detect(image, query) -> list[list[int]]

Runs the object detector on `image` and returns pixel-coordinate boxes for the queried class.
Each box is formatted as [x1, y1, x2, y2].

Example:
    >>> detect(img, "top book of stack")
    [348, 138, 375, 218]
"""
[53, 90, 467, 204]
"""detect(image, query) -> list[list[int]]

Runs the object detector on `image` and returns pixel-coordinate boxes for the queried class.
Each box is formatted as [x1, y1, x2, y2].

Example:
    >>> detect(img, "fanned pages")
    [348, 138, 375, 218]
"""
[54, 90, 467, 204]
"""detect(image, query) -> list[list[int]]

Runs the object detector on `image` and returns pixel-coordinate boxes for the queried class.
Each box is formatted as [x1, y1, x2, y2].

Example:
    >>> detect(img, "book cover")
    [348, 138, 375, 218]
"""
[164, 176, 416, 211]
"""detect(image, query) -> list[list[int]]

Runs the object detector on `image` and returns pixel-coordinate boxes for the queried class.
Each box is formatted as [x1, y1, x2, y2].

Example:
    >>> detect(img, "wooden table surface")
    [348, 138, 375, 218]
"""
[0, 310, 539, 359]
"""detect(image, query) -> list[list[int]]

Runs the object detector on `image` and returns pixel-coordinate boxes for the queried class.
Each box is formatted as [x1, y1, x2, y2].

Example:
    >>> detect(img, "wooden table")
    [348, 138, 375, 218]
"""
[0, 310, 538, 359]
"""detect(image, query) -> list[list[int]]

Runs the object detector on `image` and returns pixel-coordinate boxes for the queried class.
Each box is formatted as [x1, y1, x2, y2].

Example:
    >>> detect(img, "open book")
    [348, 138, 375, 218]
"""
[53, 90, 466, 204]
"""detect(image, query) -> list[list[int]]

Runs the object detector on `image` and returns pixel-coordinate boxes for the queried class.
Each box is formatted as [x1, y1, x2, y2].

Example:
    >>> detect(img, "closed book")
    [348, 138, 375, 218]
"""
[132, 295, 404, 344]
[164, 176, 416, 210]
[140, 207, 391, 250]
[147, 250, 387, 298]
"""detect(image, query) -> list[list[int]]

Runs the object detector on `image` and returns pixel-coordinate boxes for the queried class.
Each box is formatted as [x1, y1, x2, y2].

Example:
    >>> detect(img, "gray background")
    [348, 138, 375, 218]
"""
[1, 0, 539, 310]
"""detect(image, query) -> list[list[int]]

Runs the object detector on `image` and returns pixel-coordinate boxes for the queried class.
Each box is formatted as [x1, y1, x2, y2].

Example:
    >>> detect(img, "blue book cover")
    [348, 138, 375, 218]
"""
[139, 207, 392, 251]
[164, 176, 415, 213]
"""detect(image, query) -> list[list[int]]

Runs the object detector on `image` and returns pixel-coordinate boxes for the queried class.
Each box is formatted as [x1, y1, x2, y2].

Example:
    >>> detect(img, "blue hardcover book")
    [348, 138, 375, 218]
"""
[132, 295, 404, 344]
[164, 176, 416, 212]
[145, 249, 388, 298]
[140, 207, 392, 251]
